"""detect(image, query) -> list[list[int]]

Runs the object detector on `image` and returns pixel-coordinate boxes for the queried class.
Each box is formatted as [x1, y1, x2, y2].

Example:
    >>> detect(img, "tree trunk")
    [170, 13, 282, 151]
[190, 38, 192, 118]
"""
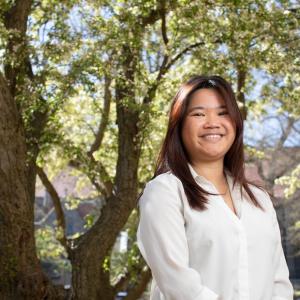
[71, 45, 141, 299]
[71, 247, 114, 300]
[70, 191, 139, 299]
[0, 74, 59, 299]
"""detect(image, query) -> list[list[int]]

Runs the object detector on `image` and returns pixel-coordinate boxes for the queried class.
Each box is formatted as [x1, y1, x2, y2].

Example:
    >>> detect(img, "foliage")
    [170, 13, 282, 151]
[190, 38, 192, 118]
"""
[30, 0, 300, 294]
[35, 226, 69, 268]
[276, 164, 300, 198]
[1, 0, 299, 297]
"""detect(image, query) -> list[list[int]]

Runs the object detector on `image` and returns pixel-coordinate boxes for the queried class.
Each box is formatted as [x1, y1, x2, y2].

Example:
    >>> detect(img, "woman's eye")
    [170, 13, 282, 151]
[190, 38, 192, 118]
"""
[192, 112, 204, 117]
[219, 111, 228, 116]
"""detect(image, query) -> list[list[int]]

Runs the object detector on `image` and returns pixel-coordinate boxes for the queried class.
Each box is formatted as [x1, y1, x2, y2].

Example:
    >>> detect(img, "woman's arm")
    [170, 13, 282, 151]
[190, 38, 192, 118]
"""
[137, 176, 220, 300]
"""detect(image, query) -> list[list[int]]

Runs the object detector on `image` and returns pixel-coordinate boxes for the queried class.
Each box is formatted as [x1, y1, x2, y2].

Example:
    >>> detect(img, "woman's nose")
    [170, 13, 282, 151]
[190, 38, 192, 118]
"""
[203, 114, 220, 128]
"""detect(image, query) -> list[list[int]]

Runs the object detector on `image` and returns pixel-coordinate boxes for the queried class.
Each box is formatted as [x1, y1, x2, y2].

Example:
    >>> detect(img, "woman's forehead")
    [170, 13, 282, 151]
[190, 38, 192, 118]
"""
[188, 88, 226, 108]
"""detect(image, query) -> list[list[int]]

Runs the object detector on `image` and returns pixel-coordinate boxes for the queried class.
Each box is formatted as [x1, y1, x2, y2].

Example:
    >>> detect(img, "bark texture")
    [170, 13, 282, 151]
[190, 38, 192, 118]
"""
[0, 74, 55, 299]
[0, 1, 62, 297]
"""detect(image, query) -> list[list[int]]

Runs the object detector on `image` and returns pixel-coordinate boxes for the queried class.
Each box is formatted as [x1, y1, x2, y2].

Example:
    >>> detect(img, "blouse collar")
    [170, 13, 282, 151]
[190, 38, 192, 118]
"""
[187, 163, 243, 218]
[187, 163, 235, 190]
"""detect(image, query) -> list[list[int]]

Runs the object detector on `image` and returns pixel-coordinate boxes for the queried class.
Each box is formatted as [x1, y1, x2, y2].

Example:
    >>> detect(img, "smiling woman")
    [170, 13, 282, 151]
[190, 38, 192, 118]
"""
[136, 75, 294, 300]
[182, 88, 236, 165]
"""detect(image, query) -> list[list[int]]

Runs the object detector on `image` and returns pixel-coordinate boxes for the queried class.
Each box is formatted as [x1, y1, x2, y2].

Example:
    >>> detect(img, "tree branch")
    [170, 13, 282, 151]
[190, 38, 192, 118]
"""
[67, 73, 114, 197]
[124, 268, 152, 300]
[36, 165, 72, 257]
[138, 0, 178, 28]
[159, 0, 169, 45]
[87, 75, 112, 157]
[168, 40, 222, 70]
[272, 159, 300, 183]
[3, 0, 32, 94]
[3, 0, 32, 33]
[67, 71, 113, 198]
[273, 116, 295, 152]
[69, 147, 113, 198]
[143, 39, 222, 105]
[113, 257, 151, 298]
[114, 271, 131, 294]
[88, 156, 113, 197]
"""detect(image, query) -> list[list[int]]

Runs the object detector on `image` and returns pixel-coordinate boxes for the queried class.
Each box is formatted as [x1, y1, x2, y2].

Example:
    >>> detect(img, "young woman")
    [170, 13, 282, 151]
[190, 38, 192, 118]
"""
[137, 75, 294, 300]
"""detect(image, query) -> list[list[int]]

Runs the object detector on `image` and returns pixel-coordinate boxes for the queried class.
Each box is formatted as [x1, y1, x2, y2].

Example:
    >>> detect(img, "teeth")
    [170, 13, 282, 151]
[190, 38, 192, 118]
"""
[202, 134, 222, 140]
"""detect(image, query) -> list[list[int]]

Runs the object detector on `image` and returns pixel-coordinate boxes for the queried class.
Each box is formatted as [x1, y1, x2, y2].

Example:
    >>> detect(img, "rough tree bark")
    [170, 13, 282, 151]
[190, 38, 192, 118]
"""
[0, 73, 59, 299]
[0, 1, 64, 299]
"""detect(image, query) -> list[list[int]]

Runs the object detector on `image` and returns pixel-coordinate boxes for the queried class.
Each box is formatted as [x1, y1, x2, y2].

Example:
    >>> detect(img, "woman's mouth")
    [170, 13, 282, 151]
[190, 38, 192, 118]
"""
[200, 134, 223, 141]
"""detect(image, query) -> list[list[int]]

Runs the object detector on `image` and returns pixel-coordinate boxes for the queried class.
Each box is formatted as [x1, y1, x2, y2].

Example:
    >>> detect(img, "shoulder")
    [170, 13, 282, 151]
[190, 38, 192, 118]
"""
[247, 183, 274, 211]
[138, 172, 184, 210]
[146, 171, 182, 190]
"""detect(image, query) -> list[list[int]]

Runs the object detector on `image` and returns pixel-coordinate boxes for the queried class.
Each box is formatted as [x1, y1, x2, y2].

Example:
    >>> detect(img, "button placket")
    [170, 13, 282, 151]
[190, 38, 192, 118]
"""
[237, 225, 250, 300]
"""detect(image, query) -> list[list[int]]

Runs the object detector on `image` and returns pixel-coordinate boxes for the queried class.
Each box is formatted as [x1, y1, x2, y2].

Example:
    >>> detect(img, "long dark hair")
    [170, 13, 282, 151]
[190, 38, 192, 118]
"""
[154, 75, 264, 211]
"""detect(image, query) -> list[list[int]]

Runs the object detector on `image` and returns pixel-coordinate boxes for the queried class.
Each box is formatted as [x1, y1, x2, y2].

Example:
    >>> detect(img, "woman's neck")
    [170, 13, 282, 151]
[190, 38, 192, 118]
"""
[191, 159, 226, 186]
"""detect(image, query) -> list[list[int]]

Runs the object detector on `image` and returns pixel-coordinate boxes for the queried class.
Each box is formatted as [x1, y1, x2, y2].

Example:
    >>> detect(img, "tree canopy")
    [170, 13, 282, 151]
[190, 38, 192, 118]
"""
[0, 0, 299, 299]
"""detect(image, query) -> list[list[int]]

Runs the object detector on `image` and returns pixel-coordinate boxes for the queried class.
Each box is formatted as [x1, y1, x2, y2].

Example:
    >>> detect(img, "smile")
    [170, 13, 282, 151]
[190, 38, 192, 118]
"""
[201, 134, 223, 141]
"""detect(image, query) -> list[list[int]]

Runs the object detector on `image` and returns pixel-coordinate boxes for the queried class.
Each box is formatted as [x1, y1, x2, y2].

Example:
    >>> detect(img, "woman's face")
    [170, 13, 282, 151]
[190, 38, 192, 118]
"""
[181, 88, 236, 164]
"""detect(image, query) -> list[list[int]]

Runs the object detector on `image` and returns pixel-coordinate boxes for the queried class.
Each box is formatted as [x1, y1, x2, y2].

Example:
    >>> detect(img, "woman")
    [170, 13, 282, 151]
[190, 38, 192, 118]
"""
[137, 75, 294, 300]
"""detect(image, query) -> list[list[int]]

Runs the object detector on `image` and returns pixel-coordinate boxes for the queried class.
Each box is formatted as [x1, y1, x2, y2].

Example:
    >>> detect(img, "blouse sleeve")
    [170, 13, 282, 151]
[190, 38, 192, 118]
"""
[137, 177, 220, 300]
[270, 201, 294, 300]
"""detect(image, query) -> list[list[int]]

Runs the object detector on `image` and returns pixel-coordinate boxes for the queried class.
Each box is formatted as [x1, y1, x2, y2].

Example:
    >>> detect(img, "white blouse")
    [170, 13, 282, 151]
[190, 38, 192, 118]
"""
[137, 165, 294, 300]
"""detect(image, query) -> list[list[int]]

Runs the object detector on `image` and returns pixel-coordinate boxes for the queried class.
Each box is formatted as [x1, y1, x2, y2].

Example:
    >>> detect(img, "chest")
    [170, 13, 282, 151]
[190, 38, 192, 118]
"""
[183, 197, 277, 253]
[222, 193, 238, 216]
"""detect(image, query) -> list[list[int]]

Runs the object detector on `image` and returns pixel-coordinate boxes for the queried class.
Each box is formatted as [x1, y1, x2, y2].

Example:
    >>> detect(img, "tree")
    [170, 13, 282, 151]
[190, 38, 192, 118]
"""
[0, 1, 61, 299]
[0, 0, 299, 299]
[0, 0, 81, 298]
